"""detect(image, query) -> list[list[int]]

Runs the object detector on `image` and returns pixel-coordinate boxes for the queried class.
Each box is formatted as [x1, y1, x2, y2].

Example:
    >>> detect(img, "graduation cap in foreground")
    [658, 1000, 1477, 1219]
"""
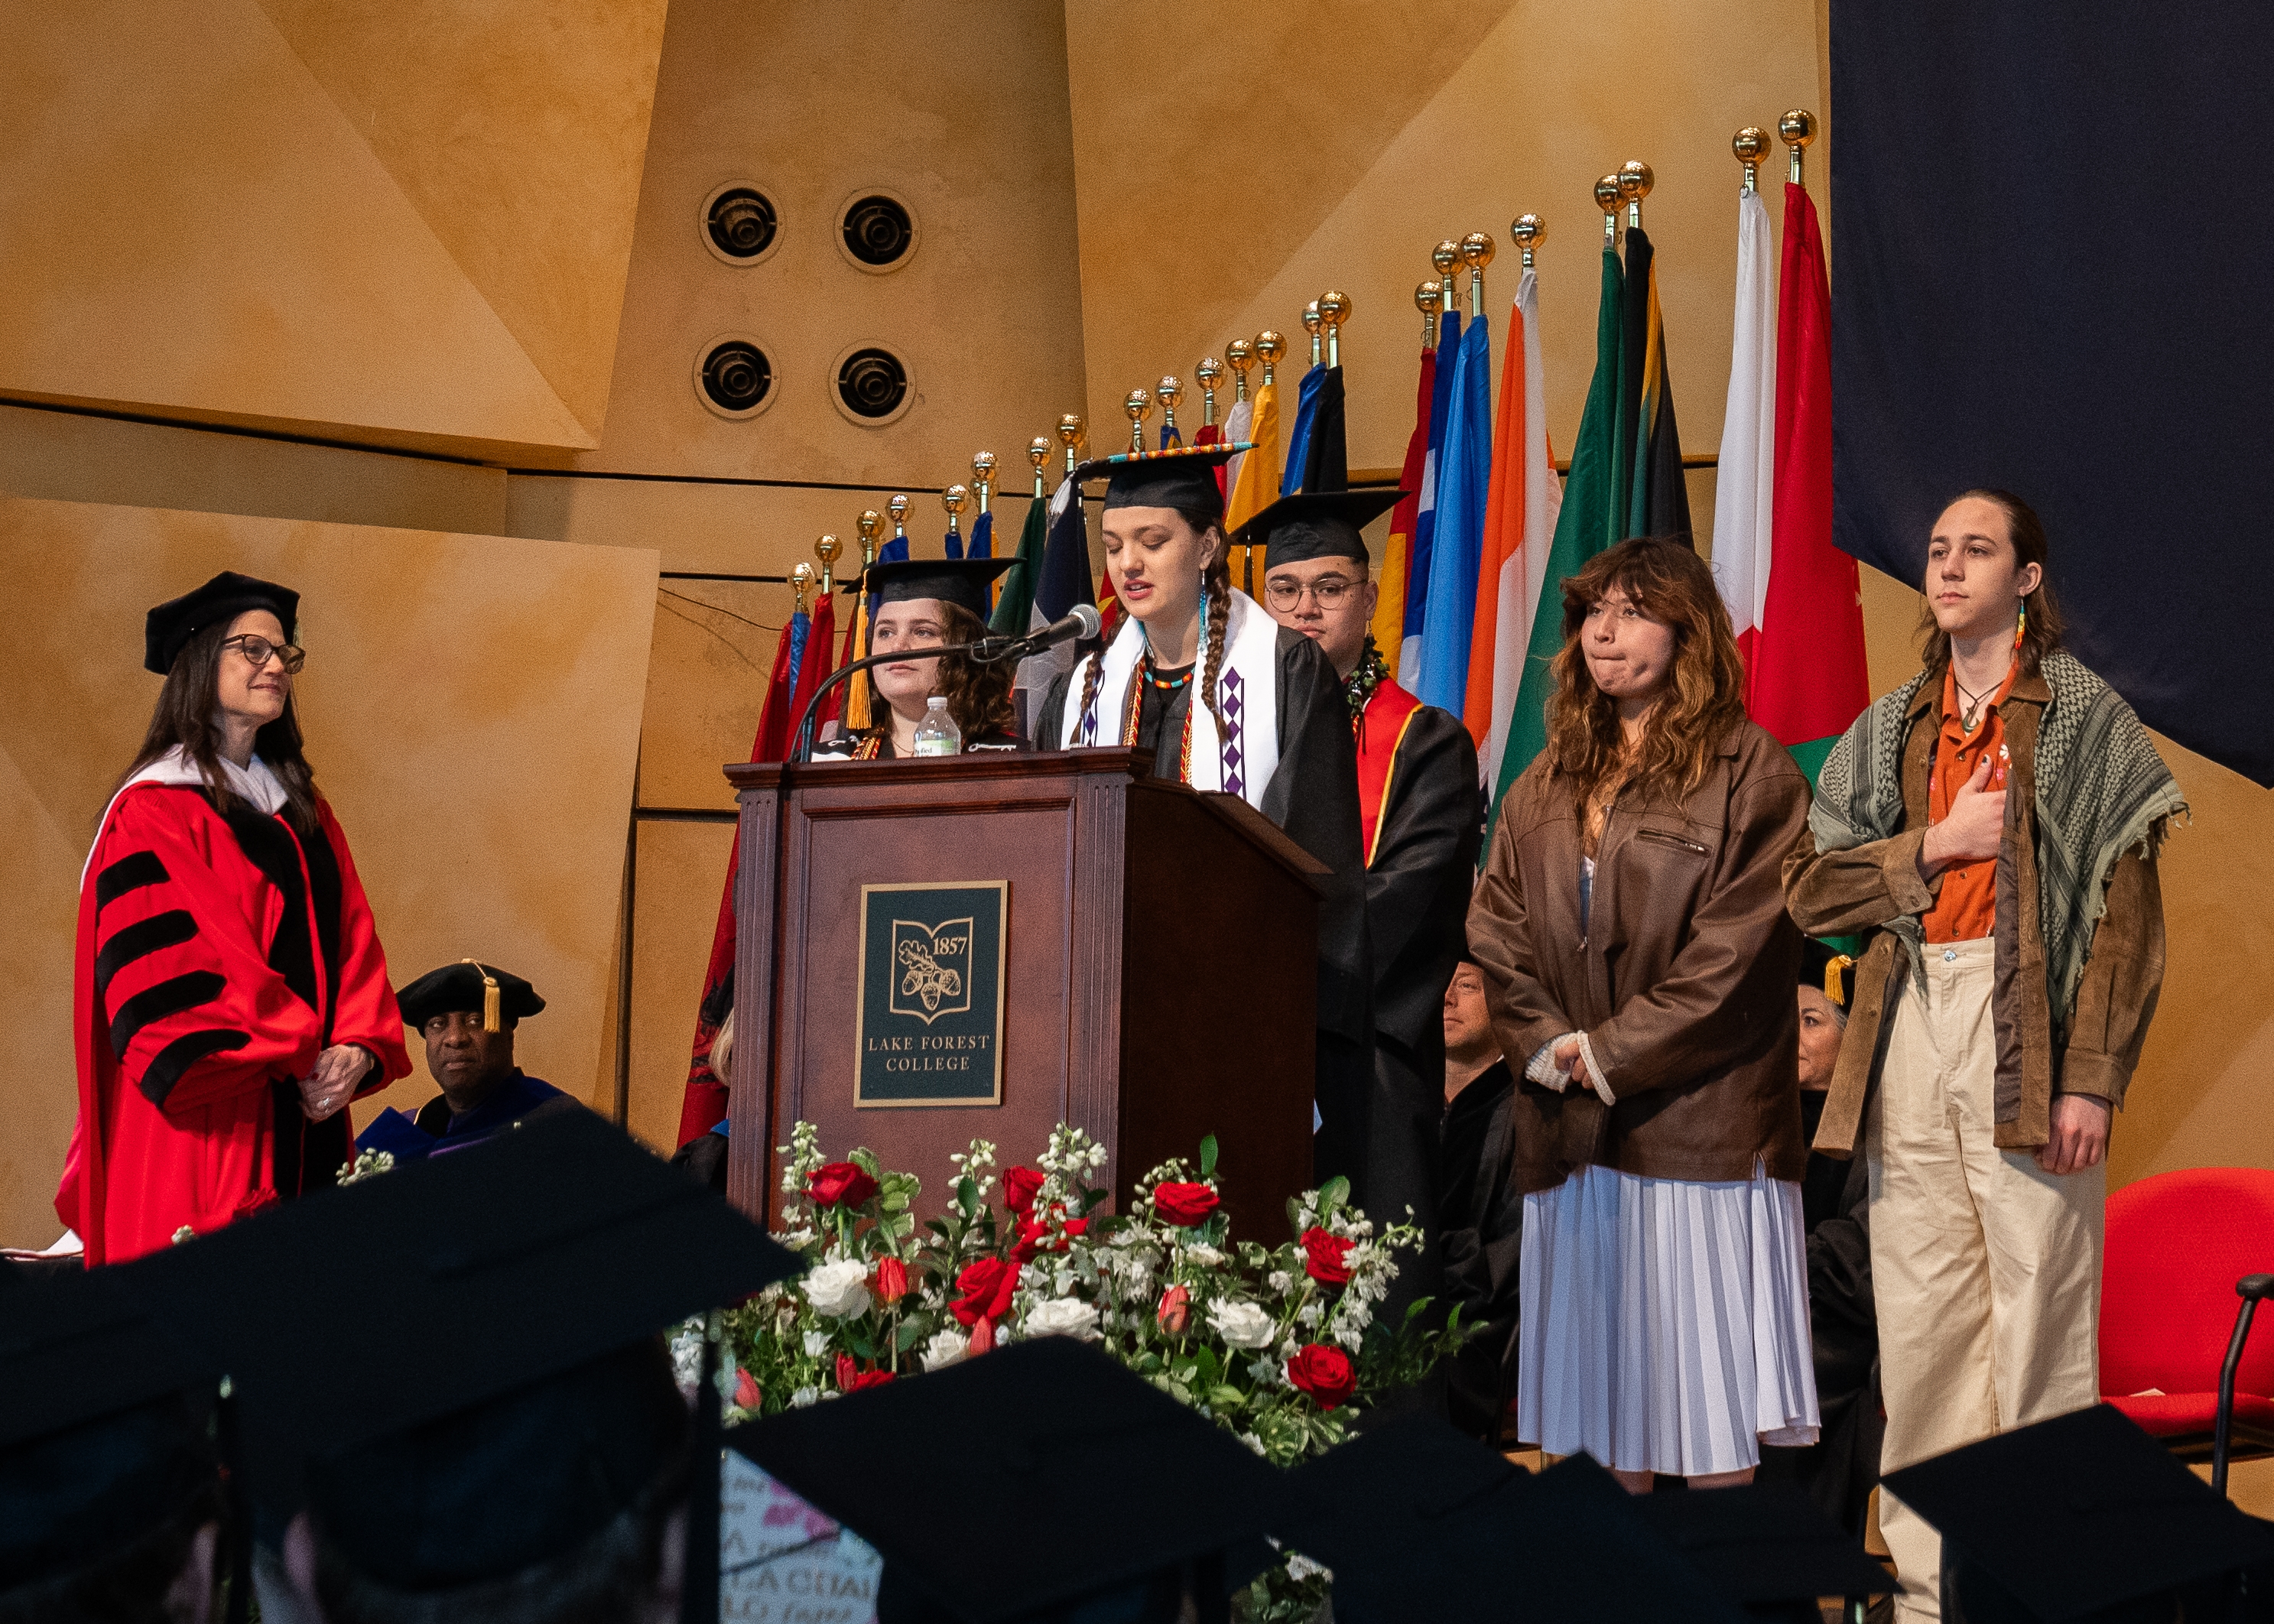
[1883, 1402, 2274, 1622]
[1072, 444, 1243, 520]
[857, 555, 1018, 623]
[731, 1337, 1288, 1624]
[1282, 1428, 1737, 1619]
[117, 1107, 800, 1614]
[1629, 1481, 1892, 1623]
[1801, 937, 1857, 1012]
[1278, 1422, 1752, 1624]
[0, 1269, 223, 1598]
[1228, 488, 1407, 568]
[145, 570, 299, 676]
[395, 958, 545, 1032]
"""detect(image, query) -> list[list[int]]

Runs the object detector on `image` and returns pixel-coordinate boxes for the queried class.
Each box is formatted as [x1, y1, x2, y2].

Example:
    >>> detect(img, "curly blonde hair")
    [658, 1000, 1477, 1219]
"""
[1544, 538, 1746, 812]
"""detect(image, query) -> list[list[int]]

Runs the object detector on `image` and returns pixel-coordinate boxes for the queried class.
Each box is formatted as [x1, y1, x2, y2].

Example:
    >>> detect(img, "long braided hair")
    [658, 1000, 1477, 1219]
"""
[1076, 502, 1230, 741]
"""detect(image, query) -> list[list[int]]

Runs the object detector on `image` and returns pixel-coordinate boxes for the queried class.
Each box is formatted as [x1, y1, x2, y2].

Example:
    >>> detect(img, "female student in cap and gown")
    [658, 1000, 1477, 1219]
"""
[58, 570, 410, 1264]
[1032, 447, 1376, 1200]
[812, 557, 1020, 759]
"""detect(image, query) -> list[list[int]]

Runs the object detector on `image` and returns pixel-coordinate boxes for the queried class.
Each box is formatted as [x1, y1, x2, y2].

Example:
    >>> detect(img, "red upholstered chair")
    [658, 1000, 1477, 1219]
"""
[2101, 1168, 2274, 1479]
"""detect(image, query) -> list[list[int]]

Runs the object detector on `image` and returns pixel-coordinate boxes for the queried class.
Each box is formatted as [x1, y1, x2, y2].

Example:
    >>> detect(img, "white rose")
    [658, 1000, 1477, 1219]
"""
[802, 1259, 872, 1318]
[921, 1327, 970, 1371]
[1024, 1298, 1101, 1341]
[801, 1330, 830, 1358]
[1207, 1298, 1276, 1350]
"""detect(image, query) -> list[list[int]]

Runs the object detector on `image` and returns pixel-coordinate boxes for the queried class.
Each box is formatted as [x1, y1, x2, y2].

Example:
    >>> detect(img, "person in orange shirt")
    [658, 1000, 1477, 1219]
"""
[1784, 492, 2185, 1622]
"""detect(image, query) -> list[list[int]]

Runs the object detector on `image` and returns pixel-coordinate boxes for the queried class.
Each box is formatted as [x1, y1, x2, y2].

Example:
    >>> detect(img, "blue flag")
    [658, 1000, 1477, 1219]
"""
[1415, 311, 1493, 712]
[785, 608, 809, 695]
[967, 508, 993, 561]
[1278, 364, 1327, 496]
[1399, 310, 1460, 674]
[944, 523, 964, 560]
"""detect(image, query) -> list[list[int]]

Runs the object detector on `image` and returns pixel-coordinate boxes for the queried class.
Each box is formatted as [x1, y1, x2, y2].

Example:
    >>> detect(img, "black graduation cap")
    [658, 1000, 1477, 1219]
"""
[115, 1108, 801, 1602]
[730, 1337, 1288, 1623]
[1801, 938, 1857, 1012]
[1882, 1402, 2274, 1622]
[395, 959, 545, 1032]
[145, 570, 298, 676]
[1629, 1482, 1892, 1622]
[1282, 1434, 1753, 1624]
[856, 555, 1018, 623]
[1072, 444, 1242, 520]
[0, 1269, 223, 1593]
[1229, 488, 1407, 567]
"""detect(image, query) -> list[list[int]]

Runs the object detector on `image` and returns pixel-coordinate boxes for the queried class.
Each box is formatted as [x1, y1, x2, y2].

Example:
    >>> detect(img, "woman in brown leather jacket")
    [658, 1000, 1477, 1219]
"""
[1467, 538, 1818, 1491]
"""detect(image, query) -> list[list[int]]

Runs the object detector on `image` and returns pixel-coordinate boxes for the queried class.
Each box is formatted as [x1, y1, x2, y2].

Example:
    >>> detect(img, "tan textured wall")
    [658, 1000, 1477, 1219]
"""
[0, 496, 655, 1246]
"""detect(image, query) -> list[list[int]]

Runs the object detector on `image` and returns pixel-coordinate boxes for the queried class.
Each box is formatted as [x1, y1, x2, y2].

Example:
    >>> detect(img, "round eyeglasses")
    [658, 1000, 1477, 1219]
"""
[222, 634, 306, 674]
[1263, 576, 1358, 610]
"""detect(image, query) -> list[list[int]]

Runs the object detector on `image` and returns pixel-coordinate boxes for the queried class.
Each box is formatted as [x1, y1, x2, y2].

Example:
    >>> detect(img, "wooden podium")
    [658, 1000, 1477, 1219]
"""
[722, 749, 1323, 1239]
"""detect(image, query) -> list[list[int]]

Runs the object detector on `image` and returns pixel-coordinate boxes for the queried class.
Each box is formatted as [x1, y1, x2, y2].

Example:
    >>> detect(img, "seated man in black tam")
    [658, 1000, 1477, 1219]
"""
[356, 961, 566, 1162]
[1758, 940, 1882, 1533]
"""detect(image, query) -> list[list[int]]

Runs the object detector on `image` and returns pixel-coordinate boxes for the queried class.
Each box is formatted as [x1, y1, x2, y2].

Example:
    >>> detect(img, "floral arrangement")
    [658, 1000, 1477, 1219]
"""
[689, 1120, 1467, 1621]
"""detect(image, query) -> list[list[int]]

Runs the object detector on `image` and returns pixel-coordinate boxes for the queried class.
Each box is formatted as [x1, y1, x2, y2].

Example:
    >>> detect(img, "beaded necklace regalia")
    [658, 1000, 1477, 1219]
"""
[1343, 634, 1387, 731]
[1119, 652, 1198, 782]
[851, 731, 885, 761]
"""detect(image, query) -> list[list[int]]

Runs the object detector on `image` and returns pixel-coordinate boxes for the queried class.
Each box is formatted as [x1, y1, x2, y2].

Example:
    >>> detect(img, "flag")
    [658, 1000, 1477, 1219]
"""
[1218, 395, 1251, 507]
[1464, 265, 1562, 790]
[1298, 366, 1347, 494]
[1369, 343, 1437, 680]
[1497, 244, 1626, 807]
[674, 588, 836, 1146]
[1015, 476, 1097, 697]
[1752, 179, 1870, 781]
[967, 508, 994, 612]
[989, 486, 1048, 637]
[1620, 225, 1692, 543]
[1280, 364, 1327, 496]
[944, 520, 965, 560]
[1399, 308, 1460, 676]
[1414, 307, 1492, 713]
[1223, 375, 1281, 585]
[1714, 183, 1777, 674]
[823, 577, 860, 727]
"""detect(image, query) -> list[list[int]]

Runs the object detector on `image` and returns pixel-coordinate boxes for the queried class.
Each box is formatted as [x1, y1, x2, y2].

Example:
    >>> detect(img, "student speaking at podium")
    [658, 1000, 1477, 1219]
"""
[1034, 447, 1376, 1203]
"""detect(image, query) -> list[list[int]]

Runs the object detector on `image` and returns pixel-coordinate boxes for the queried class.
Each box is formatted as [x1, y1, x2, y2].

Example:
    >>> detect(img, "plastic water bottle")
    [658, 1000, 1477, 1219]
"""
[911, 695, 961, 756]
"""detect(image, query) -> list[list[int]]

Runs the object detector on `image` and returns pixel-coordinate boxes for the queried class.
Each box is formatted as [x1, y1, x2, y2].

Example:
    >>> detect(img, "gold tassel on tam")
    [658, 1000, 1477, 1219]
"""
[463, 958, 501, 1033]
[1824, 953, 1853, 1008]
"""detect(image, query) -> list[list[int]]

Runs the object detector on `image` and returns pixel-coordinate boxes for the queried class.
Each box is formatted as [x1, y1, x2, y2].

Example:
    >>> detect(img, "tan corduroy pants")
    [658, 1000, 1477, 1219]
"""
[1868, 937, 2104, 1622]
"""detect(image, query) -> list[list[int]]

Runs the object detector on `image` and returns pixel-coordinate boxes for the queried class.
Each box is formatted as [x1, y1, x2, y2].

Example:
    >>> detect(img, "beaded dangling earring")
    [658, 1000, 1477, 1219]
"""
[2014, 599, 2028, 651]
[1198, 575, 1210, 645]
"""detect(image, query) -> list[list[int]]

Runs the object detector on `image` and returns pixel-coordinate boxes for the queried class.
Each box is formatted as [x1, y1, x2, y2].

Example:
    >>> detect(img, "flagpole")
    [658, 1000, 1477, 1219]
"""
[1735, 125, 1769, 195]
[1195, 357, 1222, 427]
[1597, 175, 1623, 245]
[814, 533, 838, 596]
[1417, 277, 1441, 350]
[1123, 388, 1153, 453]
[1780, 108, 1817, 184]
[1319, 291, 1349, 369]
[1619, 160, 1653, 230]
[971, 452, 994, 516]
[1156, 375, 1182, 445]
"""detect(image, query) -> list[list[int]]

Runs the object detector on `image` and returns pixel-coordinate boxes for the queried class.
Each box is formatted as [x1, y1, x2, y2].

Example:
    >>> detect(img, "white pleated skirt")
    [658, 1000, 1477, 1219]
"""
[1517, 1161, 1821, 1476]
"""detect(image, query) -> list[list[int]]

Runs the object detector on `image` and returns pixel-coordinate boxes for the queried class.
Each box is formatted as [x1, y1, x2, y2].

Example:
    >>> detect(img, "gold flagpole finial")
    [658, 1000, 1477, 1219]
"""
[856, 509, 882, 566]
[970, 452, 996, 515]
[1431, 241, 1460, 314]
[1511, 214, 1544, 270]
[1459, 234, 1494, 317]
[1596, 174, 1625, 245]
[1254, 330, 1285, 388]
[1224, 339, 1255, 403]
[1156, 375, 1183, 442]
[1057, 413, 1086, 478]
[887, 494, 909, 544]
[1194, 356, 1223, 427]
[1302, 301, 1324, 368]
[1123, 387, 1154, 453]
[814, 533, 840, 595]
[1733, 126, 1771, 195]
[790, 560, 814, 615]
[1618, 161, 1653, 231]
[1779, 109, 1818, 186]
[1028, 436, 1052, 497]
[1318, 291, 1350, 368]
[941, 483, 966, 536]
[1415, 279, 1441, 347]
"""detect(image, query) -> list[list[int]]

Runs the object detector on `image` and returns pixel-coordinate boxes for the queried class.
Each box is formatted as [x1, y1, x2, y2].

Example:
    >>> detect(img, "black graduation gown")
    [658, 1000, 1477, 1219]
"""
[1035, 628, 1376, 1197]
[1360, 697, 1483, 1307]
[1437, 1057, 1524, 1438]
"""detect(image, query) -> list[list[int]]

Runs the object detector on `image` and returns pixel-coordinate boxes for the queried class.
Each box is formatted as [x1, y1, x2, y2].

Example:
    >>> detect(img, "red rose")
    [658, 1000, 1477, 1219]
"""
[950, 1256, 1020, 1327]
[733, 1367, 762, 1410]
[844, 1368, 894, 1392]
[1002, 1166, 1046, 1216]
[807, 1161, 879, 1210]
[1157, 1284, 1191, 1335]
[968, 1316, 996, 1355]
[1301, 1226, 1355, 1286]
[873, 1256, 910, 1305]
[1285, 1343, 1356, 1411]
[1013, 1208, 1088, 1262]
[1152, 1181, 1220, 1228]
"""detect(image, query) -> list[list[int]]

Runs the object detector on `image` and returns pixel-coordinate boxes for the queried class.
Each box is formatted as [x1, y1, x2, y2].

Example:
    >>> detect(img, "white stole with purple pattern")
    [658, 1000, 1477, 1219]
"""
[1061, 587, 1281, 810]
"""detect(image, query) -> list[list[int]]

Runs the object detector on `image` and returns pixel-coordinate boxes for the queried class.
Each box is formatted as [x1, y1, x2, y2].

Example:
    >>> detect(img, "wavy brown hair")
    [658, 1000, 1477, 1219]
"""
[123, 616, 321, 834]
[859, 601, 1015, 742]
[1545, 538, 1746, 811]
[1915, 487, 2067, 681]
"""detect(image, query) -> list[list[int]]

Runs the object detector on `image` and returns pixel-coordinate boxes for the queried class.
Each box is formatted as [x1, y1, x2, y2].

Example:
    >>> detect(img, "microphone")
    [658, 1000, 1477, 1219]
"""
[979, 603, 1104, 663]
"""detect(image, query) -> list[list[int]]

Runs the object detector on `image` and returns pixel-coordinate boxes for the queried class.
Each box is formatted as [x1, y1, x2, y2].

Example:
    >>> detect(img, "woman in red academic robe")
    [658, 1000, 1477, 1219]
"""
[56, 571, 411, 1265]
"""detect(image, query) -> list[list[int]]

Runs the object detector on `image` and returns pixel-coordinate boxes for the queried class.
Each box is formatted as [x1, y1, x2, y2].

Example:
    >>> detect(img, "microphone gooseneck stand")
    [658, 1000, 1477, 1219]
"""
[788, 629, 1087, 763]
